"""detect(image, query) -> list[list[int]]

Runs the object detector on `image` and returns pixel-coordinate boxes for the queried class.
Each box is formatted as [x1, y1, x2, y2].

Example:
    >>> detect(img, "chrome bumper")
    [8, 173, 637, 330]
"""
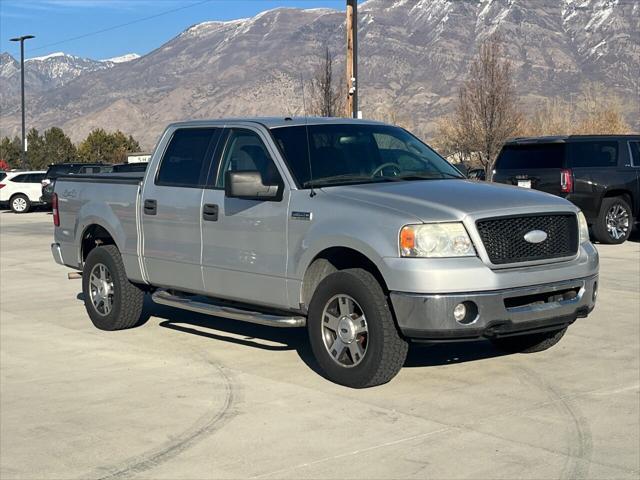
[51, 243, 65, 266]
[391, 275, 598, 341]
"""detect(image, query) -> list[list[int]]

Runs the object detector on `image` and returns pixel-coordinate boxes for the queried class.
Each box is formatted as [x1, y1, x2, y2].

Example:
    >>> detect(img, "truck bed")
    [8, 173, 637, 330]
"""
[54, 174, 145, 282]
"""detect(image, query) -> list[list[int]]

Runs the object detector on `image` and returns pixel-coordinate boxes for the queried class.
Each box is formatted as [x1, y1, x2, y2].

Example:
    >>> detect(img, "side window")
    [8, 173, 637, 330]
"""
[11, 174, 28, 183]
[569, 141, 618, 168]
[31, 173, 45, 183]
[217, 129, 282, 187]
[629, 141, 640, 167]
[157, 128, 221, 187]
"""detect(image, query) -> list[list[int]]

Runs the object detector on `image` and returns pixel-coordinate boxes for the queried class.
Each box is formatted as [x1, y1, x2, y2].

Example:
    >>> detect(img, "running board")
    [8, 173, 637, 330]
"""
[151, 290, 306, 328]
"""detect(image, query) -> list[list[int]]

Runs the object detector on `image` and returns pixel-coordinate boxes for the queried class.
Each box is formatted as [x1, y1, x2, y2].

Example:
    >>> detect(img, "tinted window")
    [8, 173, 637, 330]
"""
[271, 124, 461, 187]
[569, 141, 618, 168]
[157, 128, 221, 187]
[628, 141, 639, 167]
[46, 165, 75, 178]
[217, 129, 282, 187]
[112, 163, 148, 173]
[11, 174, 29, 183]
[28, 173, 45, 183]
[0, 172, 6, 182]
[496, 144, 566, 169]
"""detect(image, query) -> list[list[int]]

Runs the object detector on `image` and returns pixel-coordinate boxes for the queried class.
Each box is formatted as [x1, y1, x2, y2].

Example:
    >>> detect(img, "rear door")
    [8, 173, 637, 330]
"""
[141, 127, 223, 293]
[493, 143, 566, 195]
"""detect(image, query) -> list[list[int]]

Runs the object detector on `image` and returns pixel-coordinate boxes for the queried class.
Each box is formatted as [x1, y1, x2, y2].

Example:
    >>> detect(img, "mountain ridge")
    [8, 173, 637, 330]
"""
[1, 0, 637, 148]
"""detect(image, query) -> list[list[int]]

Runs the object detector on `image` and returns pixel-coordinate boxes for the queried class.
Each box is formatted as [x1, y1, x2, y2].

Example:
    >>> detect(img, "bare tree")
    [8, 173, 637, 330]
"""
[523, 83, 632, 136]
[309, 46, 344, 117]
[437, 35, 522, 179]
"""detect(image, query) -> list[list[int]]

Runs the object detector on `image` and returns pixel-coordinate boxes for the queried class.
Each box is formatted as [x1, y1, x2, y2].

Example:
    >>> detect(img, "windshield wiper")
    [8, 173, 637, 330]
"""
[388, 172, 464, 181]
[303, 174, 379, 187]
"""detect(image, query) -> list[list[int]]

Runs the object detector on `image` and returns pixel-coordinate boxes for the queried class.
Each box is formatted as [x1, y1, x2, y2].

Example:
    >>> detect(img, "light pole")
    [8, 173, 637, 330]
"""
[346, 0, 358, 118]
[10, 35, 35, 169]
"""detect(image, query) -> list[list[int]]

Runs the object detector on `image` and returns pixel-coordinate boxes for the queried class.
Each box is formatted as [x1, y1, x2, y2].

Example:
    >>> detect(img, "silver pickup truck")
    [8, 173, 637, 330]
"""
[52, 118, 599, 387]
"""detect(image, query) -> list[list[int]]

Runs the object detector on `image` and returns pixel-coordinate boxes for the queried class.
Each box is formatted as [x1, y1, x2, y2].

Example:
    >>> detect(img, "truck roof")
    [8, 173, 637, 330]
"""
[506, 134, 640, 144]
[167, 117, 387, 130]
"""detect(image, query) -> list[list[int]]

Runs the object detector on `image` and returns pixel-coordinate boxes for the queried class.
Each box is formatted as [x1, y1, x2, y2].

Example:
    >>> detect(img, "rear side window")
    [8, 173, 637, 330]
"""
[496, 144, 566, 169]
[157, 128, 222, 187]
[569, 141, 618, 168]
[0, 172, 6, 182]
[10, 174, 29, 183]
[628, 141, 639, 166]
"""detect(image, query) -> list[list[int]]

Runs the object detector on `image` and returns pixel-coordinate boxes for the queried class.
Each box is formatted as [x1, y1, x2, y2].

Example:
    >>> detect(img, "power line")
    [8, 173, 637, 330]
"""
[30, 0, 216, 52]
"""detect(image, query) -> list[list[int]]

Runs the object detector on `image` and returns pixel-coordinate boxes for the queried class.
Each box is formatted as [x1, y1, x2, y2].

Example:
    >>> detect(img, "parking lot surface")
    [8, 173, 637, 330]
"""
[1, 211, 639, 479]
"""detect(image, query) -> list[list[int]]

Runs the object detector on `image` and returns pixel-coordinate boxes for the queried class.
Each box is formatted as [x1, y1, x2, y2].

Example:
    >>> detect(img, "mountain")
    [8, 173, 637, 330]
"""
[0, 50, 140, 114]
[1, 0, 638, 148]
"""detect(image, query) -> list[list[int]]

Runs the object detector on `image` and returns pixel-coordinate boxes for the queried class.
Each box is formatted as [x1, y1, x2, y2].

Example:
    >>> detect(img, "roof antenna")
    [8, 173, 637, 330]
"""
[300, 73, 316, 198]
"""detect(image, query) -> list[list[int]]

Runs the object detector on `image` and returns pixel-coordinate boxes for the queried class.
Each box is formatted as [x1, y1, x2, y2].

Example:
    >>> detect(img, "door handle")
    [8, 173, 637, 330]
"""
[144, 199, 157, 215]
[203, 203, 219, 221]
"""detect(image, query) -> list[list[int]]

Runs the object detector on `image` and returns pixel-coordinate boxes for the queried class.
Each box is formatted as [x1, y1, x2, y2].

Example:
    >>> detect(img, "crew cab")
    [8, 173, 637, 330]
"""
[494, 135, 640, 244]
[51, 118, 599, 387]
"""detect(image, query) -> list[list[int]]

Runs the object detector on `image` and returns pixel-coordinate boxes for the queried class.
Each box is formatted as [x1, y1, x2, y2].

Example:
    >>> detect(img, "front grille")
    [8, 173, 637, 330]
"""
[476, 214, 578, 265]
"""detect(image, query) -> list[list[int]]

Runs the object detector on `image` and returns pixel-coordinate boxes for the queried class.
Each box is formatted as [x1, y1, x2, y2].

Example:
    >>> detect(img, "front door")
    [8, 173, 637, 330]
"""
[200, 127, 290, 309]
[141, 127, 223, 293]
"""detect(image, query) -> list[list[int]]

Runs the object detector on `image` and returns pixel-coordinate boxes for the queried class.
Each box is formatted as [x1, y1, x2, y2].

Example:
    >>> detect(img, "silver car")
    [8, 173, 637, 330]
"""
[51, 118, 599, 387]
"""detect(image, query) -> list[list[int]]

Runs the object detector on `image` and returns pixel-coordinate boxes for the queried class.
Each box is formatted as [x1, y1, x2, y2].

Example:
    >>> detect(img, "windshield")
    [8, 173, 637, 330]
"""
[270, 124, 463, 187]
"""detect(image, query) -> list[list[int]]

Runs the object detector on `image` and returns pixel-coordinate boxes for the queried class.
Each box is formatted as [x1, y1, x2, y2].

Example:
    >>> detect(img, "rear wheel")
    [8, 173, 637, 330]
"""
[593, 196, 632, 244]
[10, 194, 30, 213]
[307, 268, 408, 388]
[490, 327, 567, 353]
[82, 245, 144, 331]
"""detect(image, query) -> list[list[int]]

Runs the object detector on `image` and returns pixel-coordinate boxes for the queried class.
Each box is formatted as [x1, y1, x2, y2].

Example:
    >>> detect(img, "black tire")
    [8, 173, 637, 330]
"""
[82, 245, 144, 331]
[307, 268, 408, 388]
[10, 194, 31, 214]
[592, 196, 633, 244]
[490, 327, 567, 353]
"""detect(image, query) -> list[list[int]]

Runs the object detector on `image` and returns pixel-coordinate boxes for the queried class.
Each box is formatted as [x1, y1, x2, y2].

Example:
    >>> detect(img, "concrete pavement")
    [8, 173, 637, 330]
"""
[1, 211, 638, 479]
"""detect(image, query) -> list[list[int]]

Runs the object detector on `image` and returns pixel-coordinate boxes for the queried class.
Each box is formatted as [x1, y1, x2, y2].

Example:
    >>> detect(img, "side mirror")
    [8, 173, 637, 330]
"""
[225, 171, 280, 200]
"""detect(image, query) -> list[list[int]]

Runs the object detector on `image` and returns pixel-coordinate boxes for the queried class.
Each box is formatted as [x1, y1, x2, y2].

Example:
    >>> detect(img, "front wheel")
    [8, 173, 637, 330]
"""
[490, 327, 567, 353]
[307, 268, 408, 388]
[82, 245, 145, 331]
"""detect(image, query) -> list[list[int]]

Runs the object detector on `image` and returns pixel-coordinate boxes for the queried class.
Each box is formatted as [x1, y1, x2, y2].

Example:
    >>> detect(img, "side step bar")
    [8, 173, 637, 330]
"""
[151, 290, 306, 328]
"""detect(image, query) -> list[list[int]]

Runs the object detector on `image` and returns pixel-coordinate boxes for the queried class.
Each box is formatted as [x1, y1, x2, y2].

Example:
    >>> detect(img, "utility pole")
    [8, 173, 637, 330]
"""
[346, 0, 358, 118]
[9, 35, 35, 169]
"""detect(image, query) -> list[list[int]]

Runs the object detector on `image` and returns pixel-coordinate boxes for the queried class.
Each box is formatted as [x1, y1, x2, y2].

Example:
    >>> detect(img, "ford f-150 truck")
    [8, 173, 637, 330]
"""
[51, 118, 599, 388]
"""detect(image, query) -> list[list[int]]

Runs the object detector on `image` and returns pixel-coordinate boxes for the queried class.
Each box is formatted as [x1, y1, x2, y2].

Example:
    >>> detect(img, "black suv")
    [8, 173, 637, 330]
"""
[493, 135, 639, 244]
[41, 163, 109, 206]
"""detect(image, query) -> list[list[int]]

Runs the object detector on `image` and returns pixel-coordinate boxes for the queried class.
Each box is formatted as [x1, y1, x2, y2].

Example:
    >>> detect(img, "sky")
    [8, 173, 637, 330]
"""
[1, 0, 360, 61]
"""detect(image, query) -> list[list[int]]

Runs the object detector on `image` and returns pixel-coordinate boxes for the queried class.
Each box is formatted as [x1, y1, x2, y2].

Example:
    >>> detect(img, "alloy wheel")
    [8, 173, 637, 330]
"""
[89, 263, 114, 316]
[12, 197, 27, 212]
[605, 204, 630, 240]
[321, 294, 368, 367]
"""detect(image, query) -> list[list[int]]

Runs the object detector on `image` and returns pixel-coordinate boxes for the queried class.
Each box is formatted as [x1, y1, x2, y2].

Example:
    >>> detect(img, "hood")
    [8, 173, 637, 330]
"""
[322, 179, 576, 222]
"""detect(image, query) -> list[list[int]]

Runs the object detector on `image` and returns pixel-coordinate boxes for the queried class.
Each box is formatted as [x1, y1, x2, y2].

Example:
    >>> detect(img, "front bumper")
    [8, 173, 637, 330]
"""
[391, 274, 598, 341]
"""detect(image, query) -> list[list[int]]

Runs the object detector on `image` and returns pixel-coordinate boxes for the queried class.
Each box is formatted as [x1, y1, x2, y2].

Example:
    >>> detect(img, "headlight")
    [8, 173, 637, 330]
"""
[578, 211, 589, 244]
[400, 223, 476, 258]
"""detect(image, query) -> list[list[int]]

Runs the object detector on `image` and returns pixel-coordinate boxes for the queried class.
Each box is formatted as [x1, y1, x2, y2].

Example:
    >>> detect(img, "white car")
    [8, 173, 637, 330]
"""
[0, 170, 47, 213]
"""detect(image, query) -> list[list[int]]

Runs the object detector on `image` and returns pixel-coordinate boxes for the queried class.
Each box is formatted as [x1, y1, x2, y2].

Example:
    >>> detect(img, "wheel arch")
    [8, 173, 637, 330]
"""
[300, 245, 389, 309]
[80, 223, 119, 263]
[602, 189, 634, 214]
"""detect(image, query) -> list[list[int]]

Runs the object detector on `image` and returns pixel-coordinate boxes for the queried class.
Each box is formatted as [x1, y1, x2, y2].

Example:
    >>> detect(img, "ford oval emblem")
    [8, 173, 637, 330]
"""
[524, 230, 548, 244]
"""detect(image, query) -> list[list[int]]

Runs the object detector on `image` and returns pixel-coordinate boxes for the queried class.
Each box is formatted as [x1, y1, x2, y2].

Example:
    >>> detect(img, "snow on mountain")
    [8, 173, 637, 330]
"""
[102, 53, 140, 64]
[0, 0, 637, 147]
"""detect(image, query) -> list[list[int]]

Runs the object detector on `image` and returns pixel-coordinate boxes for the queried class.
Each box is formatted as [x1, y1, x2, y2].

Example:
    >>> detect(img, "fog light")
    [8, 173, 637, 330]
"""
[453, 303, 467, 322]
